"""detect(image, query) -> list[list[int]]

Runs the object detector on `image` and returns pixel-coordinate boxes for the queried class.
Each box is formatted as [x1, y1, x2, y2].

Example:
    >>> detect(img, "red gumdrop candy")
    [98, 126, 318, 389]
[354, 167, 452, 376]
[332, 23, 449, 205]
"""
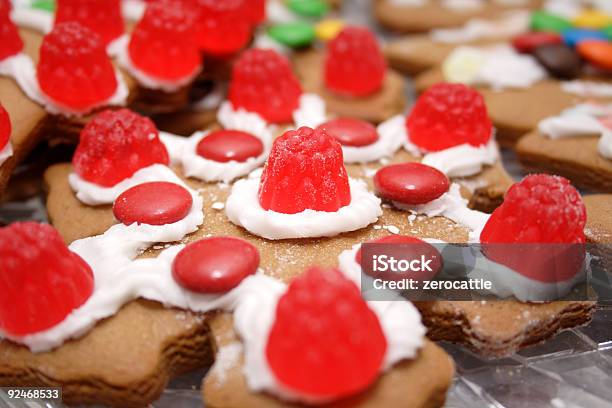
[172, 237, 260, 293]
[128, 0, 201, 81]
[54, 0, 124, 47]
[229, 49, 303, 124]
[480, 174, 586, 283]
[194, 0, 252, 56]
[407, 83, 492, 151]
[0, 0, 23, 61]
[512, 32, 563, 54]
[373, 162, 449, 205]
[73, 109, 169, 187]
[37, 22, 118, 110]
[316, 118, 379, 147]
[113, 182, 193, 226]
[247, 0, 266, 24]
[325, 26, 386, 97]
[0, 104, 10, 150]
[266, 267, 386, 400]
[258, 126, 351, 214]
[0, 222, 94, 336]
[196, 129, 264, 163]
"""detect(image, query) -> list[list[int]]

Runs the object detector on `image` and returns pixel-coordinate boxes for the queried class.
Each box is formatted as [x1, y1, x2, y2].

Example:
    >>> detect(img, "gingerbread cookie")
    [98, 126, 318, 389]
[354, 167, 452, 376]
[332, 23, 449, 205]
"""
[516, 102, 612, 192]
[374, 0, 540, 33]
[293, 26, 407, 124]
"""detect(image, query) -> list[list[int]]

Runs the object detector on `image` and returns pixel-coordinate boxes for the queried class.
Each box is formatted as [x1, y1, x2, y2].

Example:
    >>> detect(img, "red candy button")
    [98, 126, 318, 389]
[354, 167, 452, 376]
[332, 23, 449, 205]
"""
[172, 237, 260, 293]
[0, 104, 10, 150]
[317, 118, 379, 147]
[512, 32, 563, 54]
[373, 162, 449, 205]
[113, 182, 193, 226]
[196, 130, 264, 163]
[577, 40, 612, 70]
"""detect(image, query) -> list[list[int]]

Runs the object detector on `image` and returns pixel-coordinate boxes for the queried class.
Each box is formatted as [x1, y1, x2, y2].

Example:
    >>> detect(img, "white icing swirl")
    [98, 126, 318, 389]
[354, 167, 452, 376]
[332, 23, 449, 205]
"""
[431, 11, 529, 44]
[561, 81, 612, 99]
[443, 45, 547, 89]
[69, 164, 181, 206]
[0, 142, 13, 167]
[393, 183, 490, 242]
[599, 132, 612, 159]
[0, 53, 128, 117]
[225, 173, 382, 240]
[10, 4, 53, 34]
[115, 35, 202, 92]
[421, 139, 499, 177]
[160, 129, 272, 183]
[292, 93, 327, 129]
[122, 0, 146, 21]
[341, 115, 405, 164]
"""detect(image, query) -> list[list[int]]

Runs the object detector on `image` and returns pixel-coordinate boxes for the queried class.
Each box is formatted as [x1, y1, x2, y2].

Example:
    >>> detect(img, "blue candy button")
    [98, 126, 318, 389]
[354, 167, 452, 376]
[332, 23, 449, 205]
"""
[563, 28, 608, 47]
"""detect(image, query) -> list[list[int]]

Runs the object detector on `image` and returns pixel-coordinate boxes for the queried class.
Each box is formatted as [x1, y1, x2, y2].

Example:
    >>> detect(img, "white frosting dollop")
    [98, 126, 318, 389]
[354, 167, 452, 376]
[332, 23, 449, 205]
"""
[441, 0, 485, 11]
[115, 36, 201, 92]
[0, 53, 128, 117]
[10, 4, 53, 34]
[0, 142, 13, 167]
[421, 138, 499, 177]
[543, 0, 581, 19]
[561, 80, 612, 99]
[225, 174, 382, 240]
[69, 164, 182, 206]
[393, 183, 490, 242]
[538, 103, 612, 160]
[121, 0, 146, 21]
[160, 127, 272, 183]
[443, 45, 547, 89]
[341, 115, 405, 164]
[292, 93, 327, 129]
[431, 11, 529, 44]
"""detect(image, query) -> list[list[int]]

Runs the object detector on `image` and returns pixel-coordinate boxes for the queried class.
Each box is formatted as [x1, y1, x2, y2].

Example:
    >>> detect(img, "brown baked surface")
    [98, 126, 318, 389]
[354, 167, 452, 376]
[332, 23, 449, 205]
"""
[373, 0, 541, 33]
[293, 50, 407, 124]
[516, 131, 612, 193]
[584, 195, 612, 244]
[202, 313, 455, 408]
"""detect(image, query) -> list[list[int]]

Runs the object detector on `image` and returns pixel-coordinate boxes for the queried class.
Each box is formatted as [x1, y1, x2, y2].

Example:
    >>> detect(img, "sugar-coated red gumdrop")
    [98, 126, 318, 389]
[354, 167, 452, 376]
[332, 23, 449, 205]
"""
[194, 0, 252, 56]
[73, 109, 169, 187]
[54, 0, 124, 46]
[324, 26, 386, 97]
[197, 130, 263, 163]
[259, 127, 351, 214]
[247, 0, 266, 24]
[512, 32, 563, 54]
[407, 83, 492, 151]
[37, 22, 117, 110]
[128, 0, 201, 81]
[373, 163, 449, 205]
[229, 49, 303, 124]
[316, 118, 379, 147]
[113, 182, 193, 226]
[0, 104, 10, 150]
[0, 0, 23, 61]
[172, 237, 260, 293]
[0, 222, 94, 336]
[480, 175, 586, 283]
[266, 267, 386, 399]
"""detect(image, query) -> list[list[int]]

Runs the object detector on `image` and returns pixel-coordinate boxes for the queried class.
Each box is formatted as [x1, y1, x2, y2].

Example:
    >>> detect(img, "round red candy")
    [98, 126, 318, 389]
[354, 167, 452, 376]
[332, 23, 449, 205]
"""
[196, 130, 264, 163]
[172, 237, 260, 293]
[316, 118, 379, 147]
[54, 0, 124, 46]
[0, 104, 10, 149]
[512, 32, 563, 54]
[373, 163, 449, 205]
[113, 182, 193, 226]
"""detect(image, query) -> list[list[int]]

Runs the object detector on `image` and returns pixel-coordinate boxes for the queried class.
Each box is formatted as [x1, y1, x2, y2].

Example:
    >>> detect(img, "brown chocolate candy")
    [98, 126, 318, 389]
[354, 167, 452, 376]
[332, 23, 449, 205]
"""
[533, 44, 582, 79]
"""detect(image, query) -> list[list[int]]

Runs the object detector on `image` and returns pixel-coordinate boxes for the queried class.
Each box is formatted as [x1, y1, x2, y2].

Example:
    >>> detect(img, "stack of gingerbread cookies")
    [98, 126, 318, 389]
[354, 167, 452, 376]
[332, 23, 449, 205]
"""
[0, 1, 609, 407]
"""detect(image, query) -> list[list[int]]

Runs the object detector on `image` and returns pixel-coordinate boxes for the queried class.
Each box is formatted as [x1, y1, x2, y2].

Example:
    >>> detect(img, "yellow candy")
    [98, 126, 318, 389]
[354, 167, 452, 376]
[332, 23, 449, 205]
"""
[442, 47, 486, 85]
[572, 10, 612, 29]
[315, 19, 344, 41]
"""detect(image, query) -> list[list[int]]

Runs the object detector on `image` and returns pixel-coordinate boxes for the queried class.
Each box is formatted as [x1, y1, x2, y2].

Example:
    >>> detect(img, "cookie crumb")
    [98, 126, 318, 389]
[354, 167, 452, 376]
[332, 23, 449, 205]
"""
[384, 225, 400, 234]
[212, 202, 225, 210]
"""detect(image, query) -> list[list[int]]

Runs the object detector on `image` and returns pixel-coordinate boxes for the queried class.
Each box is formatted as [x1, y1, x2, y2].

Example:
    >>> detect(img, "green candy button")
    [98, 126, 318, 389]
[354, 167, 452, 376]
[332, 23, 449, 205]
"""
[531, 11, 573, 33]
[603, 25, 612, 40]
[32, 0, 55, 12]
[287, 0, 329, 18]
[268, 22, 316, 48]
